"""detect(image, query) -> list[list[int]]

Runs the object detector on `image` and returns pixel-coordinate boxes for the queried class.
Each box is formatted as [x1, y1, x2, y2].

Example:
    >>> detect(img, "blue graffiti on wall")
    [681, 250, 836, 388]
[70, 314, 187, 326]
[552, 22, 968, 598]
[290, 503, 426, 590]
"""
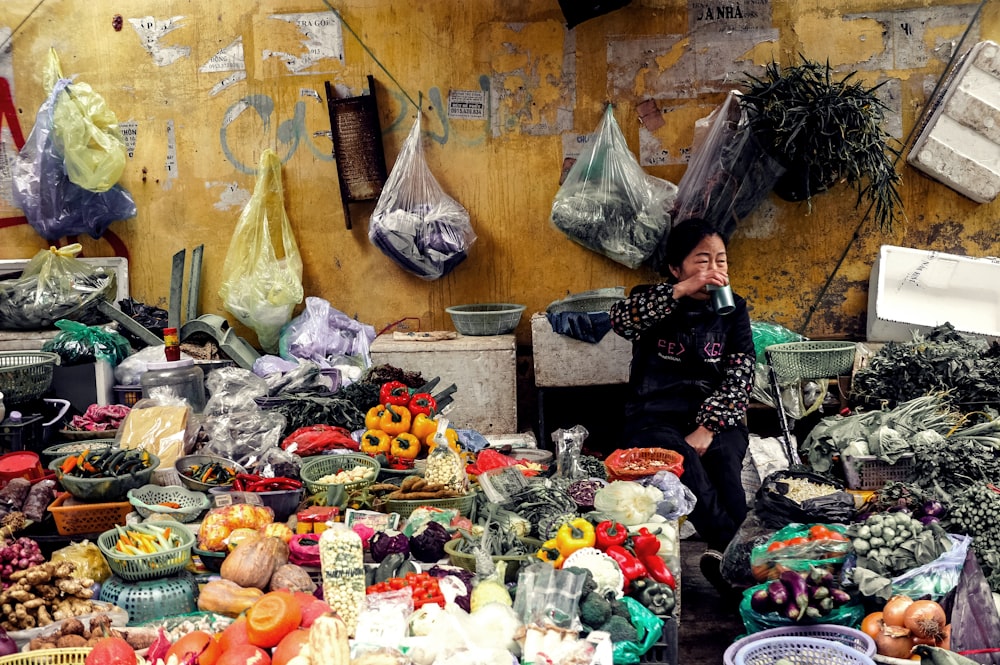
[220, 93, 334, 173]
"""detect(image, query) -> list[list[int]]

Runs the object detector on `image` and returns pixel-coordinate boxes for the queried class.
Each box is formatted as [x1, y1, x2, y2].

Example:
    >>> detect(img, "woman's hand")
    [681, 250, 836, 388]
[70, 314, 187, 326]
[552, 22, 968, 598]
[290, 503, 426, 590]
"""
[672, 270, 729, 300]
[685, 425, 715, 456]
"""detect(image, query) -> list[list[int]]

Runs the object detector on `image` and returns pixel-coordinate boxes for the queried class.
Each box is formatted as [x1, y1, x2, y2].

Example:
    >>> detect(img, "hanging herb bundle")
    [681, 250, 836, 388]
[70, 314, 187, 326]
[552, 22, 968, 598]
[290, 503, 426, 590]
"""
[851, 324, 1000, 410]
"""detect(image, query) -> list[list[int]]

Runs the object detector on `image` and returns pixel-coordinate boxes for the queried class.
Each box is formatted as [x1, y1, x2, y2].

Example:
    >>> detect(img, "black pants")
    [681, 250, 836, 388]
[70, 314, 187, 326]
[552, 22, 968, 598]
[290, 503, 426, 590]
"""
[623, 422, 749, 551]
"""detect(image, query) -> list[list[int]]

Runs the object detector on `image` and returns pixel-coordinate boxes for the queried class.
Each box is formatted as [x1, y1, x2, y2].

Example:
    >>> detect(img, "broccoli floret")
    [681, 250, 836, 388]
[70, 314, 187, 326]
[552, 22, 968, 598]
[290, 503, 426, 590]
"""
[609, 598, 631, 619]
[563, 566, 597, 597]
[599, 615, 638, 644]
[579, 592, 612, 628]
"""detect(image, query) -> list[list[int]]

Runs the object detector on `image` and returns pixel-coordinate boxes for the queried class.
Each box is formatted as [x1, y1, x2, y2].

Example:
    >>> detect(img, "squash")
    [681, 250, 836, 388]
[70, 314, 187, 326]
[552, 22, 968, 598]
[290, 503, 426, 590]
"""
[270, 564, 317, 594]
[221, 536, 290, 590]
[264, 522, 294, 543]
[197, 579, 264, 617]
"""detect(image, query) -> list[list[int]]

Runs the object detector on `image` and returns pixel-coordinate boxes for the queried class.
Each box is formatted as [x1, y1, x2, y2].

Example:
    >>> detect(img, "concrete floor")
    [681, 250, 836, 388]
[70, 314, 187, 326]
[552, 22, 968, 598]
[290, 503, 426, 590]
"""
[676, 537, 746, 664]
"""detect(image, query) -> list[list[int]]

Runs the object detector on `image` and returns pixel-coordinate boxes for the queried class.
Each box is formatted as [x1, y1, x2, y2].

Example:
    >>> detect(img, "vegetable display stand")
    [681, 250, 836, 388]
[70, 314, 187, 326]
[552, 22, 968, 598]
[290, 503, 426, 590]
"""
[639, 615, 678, 665]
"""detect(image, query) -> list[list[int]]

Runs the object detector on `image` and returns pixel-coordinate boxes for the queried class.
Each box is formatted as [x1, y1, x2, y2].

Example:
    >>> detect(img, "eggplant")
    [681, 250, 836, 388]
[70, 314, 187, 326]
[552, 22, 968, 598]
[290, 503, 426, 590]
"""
[818, 596, 834, 613]
[750, 588, 772, 614]
[786, 605, 801, 621]
[767, 580, 788, 608]
[779, 570, 810, 615]
[804, 606, 823, 620]
[807, 566, 834, 587]
[829, 588, 852, 607]
[918, 515, 940, 526]
[809, 585, 830, 601]
[921, 500, 946, 518]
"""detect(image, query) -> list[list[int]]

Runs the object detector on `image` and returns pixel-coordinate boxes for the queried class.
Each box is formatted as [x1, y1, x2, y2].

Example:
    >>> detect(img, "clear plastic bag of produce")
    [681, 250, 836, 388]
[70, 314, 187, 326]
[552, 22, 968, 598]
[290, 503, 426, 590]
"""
[845, 533, 971, 601]
[640, 470, 697, 520]
[218, 149, 303, 353]
[551, 105, 677, 269]
[0, 245, 117, 330]
[593, 481, 663, 526]
[204, 367, 270, 415]
[197, 503, 274, 552]
[50, 540, 111, 583]
[552, 424, 588, 480]
[749, 523, 851, 582]
[12, 51, 135, 241]
[278, 296, 376, 367]
[42, 319, 131, 366]
[369, 114, 476, 280]
[200, 409, 287, 471]
[117, 394, 198, 467]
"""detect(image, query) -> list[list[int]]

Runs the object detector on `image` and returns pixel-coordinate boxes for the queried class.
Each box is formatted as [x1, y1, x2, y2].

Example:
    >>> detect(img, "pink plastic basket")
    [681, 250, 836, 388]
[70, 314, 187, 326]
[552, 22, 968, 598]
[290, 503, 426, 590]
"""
[723, 625, 876, 665]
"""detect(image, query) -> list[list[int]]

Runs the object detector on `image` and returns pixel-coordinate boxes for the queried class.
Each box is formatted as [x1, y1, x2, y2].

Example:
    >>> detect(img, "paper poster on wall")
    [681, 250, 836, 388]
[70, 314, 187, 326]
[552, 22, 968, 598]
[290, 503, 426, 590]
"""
[120, 121, 138, 160]
[447, 90, 486, 120]
[128, 16, 191, 67]
[262, 13, 344, 74]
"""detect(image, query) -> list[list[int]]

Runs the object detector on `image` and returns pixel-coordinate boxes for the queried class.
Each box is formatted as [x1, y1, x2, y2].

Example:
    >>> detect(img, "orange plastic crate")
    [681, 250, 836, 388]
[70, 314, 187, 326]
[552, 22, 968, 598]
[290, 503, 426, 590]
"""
[48, 492, 132, 536]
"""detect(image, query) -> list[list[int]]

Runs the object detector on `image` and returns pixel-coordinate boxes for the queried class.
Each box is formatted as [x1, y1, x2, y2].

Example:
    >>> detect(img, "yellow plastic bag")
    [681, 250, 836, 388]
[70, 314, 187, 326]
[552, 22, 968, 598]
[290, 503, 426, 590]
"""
[45, 49, 127, 193]
[51, 540, 112, 583]
[219, 149, 303, 353]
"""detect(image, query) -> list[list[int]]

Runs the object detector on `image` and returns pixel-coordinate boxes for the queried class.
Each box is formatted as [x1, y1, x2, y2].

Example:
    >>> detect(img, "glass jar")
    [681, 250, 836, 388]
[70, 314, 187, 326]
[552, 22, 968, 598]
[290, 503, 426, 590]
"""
[140, 359, 206, 413]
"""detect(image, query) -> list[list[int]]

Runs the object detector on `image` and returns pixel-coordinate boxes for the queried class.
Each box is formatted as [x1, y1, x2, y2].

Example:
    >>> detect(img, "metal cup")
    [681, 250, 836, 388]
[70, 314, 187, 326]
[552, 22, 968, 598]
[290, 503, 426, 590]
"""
[707, 284, 735, 315]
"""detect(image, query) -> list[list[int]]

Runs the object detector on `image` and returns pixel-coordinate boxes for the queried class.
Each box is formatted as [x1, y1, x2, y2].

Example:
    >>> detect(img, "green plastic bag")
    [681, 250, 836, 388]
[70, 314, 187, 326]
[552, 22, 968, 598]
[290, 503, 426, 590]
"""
[738, 582, 865, 634]
[749, 523, 851, 582]
[45, 49, 127, 193]
[219, 149, 303, 353]
[751, 321, 804, 363]
[611, 596, 664, 664]
[42, 319, 131, 366]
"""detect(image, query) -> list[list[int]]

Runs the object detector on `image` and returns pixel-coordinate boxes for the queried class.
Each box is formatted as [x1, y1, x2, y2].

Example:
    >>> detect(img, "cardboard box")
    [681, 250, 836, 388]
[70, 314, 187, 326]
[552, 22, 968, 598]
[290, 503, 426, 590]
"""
[50, 360, 115, 412]
[867, 245, 1000, 342]
[369, 334, 517, 434]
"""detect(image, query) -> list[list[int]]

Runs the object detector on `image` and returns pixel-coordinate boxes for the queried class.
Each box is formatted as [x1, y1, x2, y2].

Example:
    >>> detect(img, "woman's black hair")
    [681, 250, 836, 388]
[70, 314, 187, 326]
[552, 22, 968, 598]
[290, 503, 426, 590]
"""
[660, 218, 724, 281]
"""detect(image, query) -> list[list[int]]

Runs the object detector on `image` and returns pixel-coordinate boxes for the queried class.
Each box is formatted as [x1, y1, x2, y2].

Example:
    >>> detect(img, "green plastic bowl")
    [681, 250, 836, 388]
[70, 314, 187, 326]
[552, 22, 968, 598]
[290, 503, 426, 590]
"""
[50, 452, 161, 502]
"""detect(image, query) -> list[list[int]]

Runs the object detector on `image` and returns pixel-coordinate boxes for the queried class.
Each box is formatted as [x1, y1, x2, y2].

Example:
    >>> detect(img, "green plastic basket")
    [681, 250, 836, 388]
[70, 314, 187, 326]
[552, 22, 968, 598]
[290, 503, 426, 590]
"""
[385, 491, 477, 518]
[300, 454, 380, 495]
[0, 351, 59, 405]
[765, 341, 857, 380]
[126, 484, 211, 523]
[446, 303, 525, 335]
[96, 521, 195, 581]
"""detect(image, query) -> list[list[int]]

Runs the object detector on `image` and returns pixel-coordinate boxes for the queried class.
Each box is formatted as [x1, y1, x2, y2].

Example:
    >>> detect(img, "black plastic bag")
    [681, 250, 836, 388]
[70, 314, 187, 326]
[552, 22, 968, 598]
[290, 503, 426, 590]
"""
[721, 510, 777, 589]
[754, 469, 855, 529]
[949, 548, 1000, 664]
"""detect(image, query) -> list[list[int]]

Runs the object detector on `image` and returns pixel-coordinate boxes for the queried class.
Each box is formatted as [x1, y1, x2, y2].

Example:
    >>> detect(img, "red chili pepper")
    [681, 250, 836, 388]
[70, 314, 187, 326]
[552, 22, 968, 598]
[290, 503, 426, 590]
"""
[639, 554, 676, 590]
[631, 527, 662, 558]
[407, 392, 437, 417]
[605, 545, 648, 585]
[232, 477, 244, 491]
[594, 521, 628, 550]
[379, 381, 411, 406]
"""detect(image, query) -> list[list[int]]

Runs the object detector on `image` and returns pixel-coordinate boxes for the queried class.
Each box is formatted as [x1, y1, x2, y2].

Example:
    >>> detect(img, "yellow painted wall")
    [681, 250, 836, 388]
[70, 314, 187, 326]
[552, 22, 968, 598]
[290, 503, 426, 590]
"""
[0, 0, 998, 350]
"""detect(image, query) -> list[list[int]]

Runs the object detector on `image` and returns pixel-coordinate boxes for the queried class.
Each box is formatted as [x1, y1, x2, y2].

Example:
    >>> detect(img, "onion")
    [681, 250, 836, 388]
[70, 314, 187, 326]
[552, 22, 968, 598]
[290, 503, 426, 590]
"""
[0, 628, 15, 657]
[903, 599, 947, 641]
[883, 595, 915, 627]
[861, 611, 884, 639]
[939, 624, 951, 650]
[875, 624, 914, 659]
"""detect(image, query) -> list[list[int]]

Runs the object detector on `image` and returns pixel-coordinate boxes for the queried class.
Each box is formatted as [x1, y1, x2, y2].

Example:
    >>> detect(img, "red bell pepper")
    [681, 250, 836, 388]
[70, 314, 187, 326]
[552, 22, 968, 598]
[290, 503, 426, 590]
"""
[380, 381, 412, 406]
[594, 521, 628, 550]
[408, 392, 438, 417]
[631, 527, 662, 558]
[605, 545, 648, 585]
[639, 554, 676, 589]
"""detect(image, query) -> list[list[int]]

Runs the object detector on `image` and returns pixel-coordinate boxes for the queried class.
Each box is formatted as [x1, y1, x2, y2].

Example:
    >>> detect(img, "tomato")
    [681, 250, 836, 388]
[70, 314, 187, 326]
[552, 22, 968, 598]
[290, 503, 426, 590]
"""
[216, 644, 271, 665]
[166, 631, 220, 665]
[299, 600, 334, 628]
[785, 537, 809, 547]
[272, 629, 311, 665]
[217, 615, 249, 653]
[85, 636, 137, 665]
[246, 591, 302, 648]
[808, 524, 832, 539]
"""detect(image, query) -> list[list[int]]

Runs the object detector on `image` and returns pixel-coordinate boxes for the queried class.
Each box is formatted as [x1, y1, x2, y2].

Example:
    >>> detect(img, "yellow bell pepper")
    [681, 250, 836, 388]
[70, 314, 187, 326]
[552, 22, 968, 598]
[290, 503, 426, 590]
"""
[555, 518, 596, 558]
[390, 432, 421, 459]
[379, 404, 412, 436]
[536, 538, 565, 568]
[360, 429, 391, 456]
[365, 404, 386, 431]
[426, 427, 460, 454]
[410, 413, 438, 442]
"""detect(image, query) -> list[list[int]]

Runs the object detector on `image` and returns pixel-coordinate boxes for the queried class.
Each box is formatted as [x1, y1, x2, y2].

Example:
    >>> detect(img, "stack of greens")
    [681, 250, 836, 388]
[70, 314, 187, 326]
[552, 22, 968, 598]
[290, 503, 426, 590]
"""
[852, 323, 1000, 410]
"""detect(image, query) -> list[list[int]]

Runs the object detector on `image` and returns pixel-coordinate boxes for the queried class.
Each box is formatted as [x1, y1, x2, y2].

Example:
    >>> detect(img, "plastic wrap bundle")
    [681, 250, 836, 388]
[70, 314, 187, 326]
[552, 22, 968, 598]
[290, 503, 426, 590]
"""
[551, 105, 677, 269]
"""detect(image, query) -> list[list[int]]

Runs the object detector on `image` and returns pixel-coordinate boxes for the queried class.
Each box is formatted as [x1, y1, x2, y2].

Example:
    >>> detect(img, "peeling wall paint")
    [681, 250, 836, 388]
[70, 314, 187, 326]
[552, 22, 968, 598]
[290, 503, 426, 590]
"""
[262, 13, 345, 74]
[129, 16, 190, 67]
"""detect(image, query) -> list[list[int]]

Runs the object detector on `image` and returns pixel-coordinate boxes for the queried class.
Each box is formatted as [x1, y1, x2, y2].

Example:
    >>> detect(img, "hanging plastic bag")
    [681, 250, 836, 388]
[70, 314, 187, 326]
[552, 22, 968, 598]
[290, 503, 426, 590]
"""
[0, 244, 117, 329]
[369, 115, 476, 280]
[219, 149, 303, 353]
[278, 296, 376, 367]
[42, 319, 131, 366]
[44, 49, 127, 192]
[12, 77, 136, 240]
[551, 105, 677, 269]
[661, 92, 784, 245]
[611, 596, 664, 664]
